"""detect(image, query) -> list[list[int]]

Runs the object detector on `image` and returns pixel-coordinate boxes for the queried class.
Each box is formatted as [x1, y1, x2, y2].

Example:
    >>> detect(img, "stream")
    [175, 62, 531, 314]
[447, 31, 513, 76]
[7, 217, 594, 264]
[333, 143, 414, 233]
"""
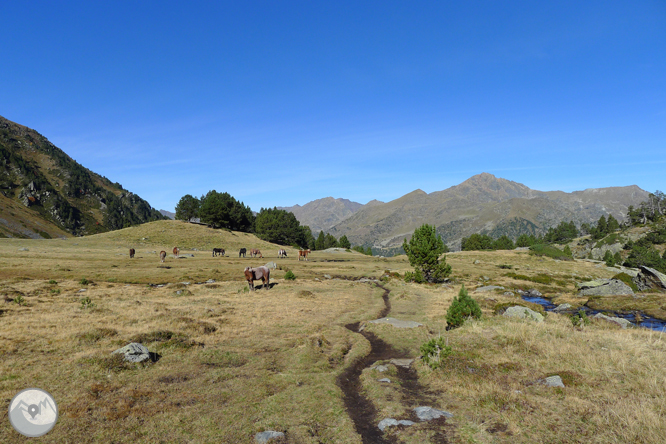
[522, 295, 666, 332]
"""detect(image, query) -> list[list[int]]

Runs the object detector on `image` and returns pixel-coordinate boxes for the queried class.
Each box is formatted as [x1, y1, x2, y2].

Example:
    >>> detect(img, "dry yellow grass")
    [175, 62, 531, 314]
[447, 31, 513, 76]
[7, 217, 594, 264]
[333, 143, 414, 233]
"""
[1, 221, 666, 443]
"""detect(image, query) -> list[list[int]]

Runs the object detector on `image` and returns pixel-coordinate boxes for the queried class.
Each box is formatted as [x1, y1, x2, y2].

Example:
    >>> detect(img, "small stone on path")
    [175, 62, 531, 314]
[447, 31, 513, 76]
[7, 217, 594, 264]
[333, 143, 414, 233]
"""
[378, 378, 391, 383]
[389, 358, 414, 368]
[378, 418, 415, 431]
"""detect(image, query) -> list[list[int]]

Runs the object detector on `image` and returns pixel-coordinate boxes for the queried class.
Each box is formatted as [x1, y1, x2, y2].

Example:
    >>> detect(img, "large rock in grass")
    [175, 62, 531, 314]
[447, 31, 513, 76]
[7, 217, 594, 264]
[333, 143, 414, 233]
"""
[502, 306, 544, 322]
[578, 279, 633, 296]
[112, 342, 150, 363]
[632, 266, 666, 292]
[593, 313, 633, 329]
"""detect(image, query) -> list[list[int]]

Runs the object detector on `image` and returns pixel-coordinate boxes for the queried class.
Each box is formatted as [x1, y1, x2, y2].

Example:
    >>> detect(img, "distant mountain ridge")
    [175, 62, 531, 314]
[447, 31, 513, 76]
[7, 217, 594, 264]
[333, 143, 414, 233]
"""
[278, 197, 376, 233]
[0, 116, 166, 238]
[283, 173, 649, 253]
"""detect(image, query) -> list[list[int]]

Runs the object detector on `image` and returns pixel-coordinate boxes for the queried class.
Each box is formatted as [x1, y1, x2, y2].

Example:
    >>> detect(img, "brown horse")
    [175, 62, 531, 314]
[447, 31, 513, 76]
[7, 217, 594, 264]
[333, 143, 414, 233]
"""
[278, 249, 287, 258]
[250, 248, 263, 258]
[298, 249, 311, 261]
[244, 266, 270, 291]
[129, 248, 135, 258]
[159, 251, 167, 262]
[173, 247, 180, 258]
[212, 248, 225, 257]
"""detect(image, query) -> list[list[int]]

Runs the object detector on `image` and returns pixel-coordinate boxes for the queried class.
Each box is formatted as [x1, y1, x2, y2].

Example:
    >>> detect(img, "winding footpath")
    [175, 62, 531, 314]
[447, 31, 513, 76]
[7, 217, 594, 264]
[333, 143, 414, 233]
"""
[336, 283, 452, 443]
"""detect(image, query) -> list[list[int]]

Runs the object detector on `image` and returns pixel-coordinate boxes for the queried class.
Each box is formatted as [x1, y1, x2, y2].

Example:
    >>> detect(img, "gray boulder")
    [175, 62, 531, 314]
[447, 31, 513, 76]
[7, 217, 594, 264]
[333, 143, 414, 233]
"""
[255, 431, 285, 443]
[632, 266, 666, 291]
[112, 342, 151, 363]
[413, 406, 454, 421]
[521, 289, 542, 298]
[578, 279, 633, 296]
[541, 375, 565, 388]
[368, 317, 423, 328]
[502, 306, 544, 322]
[552, 303, 572, 312]
[475, 285, 504, 292]
[593, 313, 633, 329]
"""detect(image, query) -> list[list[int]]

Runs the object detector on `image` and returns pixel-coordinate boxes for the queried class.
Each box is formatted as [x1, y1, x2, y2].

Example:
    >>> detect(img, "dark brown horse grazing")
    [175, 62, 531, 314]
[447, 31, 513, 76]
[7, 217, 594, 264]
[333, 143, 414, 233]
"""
[239, 248, 247, 257]
[173, 247, 180, 258]
[159, 251, 167, 262]
[212, 248, 225, 257]
[278, 249, 287, 258]
[249, 248, 263, 258]
[298, 249, 311, 261]
[244, 266, 270, 291]
[129, 248, 135, 258]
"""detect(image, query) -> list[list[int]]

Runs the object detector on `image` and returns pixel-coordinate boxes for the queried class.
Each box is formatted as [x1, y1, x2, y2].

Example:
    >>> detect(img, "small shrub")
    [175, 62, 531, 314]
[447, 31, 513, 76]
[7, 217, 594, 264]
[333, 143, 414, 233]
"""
[14, 295, 25, 306]
[446, 285, 482, 329]
[420, 337, 452, 369]
[50, 288, 61, 294]
[80, 297, 96, 309]
[284, 270, 296, 280]
[79, 278, 90, 286]
[571, 310, 590, 328]
[497, 264, 513, 269]
[48, 279, 57, 285]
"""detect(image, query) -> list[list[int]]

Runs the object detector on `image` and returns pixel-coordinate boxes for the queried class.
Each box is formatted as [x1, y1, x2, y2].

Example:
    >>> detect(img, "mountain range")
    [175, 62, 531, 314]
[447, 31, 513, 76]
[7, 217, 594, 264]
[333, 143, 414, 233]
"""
[282, 173, 649, 253]
[0, 116, 165, 238]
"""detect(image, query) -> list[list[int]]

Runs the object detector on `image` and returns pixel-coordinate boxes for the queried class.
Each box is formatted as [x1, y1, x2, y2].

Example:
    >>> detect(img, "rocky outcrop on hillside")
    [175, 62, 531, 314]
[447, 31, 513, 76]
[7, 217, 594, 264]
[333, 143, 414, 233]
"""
[279, 197, 371, 233]
[0, 116, 166, 237]
[578, 279, 634, 296]
[633, 266, 666, 292]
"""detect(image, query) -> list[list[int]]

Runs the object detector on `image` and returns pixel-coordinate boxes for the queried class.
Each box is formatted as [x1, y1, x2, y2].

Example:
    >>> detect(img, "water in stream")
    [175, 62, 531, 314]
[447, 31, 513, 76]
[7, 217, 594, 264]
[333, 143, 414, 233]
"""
[522, 295, 666, 332]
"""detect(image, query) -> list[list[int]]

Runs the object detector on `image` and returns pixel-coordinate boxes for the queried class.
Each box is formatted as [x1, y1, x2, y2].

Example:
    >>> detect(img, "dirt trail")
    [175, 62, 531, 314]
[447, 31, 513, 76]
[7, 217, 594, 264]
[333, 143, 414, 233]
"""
[336, 283, 451, 443]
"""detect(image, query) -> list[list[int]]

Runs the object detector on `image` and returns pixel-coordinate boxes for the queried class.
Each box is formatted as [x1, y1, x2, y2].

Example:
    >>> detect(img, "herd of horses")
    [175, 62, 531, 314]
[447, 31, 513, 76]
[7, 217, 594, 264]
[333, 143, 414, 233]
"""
[130, 246, 313, 289]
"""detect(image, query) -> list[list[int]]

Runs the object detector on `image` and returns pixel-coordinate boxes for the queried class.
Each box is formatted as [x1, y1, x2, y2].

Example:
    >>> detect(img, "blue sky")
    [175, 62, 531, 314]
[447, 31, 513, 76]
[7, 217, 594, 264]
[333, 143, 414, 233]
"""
[2, 1, 664, 212]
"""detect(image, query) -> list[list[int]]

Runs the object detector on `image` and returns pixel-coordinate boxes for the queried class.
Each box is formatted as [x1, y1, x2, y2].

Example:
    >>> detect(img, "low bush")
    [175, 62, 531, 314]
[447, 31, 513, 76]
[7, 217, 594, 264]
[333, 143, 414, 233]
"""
[420, 337, 452, 369]
[446, 285, 481, 329]
[284, 270, 296, 280]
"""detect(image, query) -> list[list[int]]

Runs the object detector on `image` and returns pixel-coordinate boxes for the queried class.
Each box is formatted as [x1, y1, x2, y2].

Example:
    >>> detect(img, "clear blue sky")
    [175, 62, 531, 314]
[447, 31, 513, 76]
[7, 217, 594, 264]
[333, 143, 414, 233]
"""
[2, 1, 664, 212]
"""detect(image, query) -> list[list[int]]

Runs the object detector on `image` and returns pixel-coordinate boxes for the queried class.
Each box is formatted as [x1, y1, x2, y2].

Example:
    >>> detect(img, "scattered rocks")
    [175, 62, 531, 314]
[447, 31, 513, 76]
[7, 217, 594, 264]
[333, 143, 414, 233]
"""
[578, 279, 634, 296]
[373, 364, 389, 373]
[475, 285, 504, 292]
[254, 431, 285, 443]
[633, 266, 666, 291]
[378, 378, 391, 383]
[593, 313, 633, 329]
[176, 253, 194, 258]
[503, 291, 515, 296]
[18, 247, 29, 251]
[413, 406, 454, 421]
[368, 317, 423, 328]
[378, 418, 415, 431]
[324, 274, 332, 279]
[502, 306, 544, 322]
[473, 260, 481, 264]
[112, 342, 151, 363]
[78, 289, 87, 293]
[521, 289, 542, 298]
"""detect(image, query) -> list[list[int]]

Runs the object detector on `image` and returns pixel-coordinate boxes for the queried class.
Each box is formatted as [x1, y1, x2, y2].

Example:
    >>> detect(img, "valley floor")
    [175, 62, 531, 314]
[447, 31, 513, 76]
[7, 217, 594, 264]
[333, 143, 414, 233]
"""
[1, 222, 665, 443]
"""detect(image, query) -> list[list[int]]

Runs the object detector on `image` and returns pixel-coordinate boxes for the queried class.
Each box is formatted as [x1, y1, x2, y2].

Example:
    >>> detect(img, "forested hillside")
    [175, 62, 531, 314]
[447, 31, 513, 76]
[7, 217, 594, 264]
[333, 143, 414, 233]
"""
[0, 116, 165, 238]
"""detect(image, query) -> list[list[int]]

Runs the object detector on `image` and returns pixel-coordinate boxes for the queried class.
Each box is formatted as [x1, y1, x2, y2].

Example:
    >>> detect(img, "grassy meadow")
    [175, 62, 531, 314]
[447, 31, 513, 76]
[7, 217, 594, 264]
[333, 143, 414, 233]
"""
[1, 220, 665, 443]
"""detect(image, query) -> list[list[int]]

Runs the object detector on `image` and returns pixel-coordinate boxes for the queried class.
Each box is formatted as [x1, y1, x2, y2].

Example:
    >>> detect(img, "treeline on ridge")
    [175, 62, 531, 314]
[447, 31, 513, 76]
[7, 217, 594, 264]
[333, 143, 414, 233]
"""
[175, 192, 367, 253]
